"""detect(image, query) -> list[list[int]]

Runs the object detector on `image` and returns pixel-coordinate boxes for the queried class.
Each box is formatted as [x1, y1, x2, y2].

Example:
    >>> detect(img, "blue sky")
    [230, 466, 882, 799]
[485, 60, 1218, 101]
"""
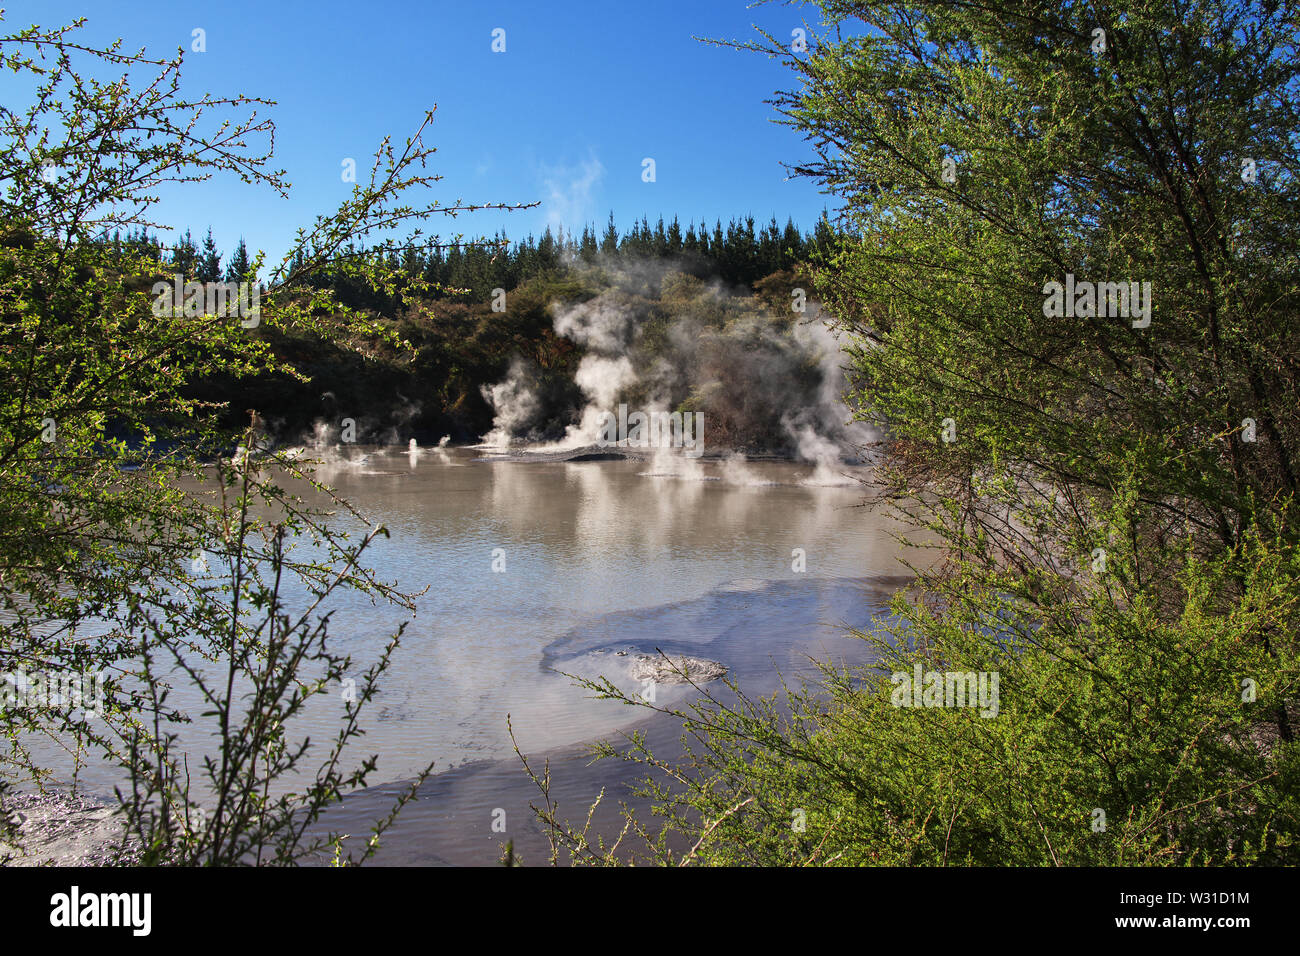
[1, 0, 836, 268]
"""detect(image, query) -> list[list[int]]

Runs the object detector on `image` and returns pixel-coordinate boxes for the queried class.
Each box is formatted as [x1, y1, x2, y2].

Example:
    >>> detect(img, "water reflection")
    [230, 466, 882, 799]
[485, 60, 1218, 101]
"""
[22, 446, 917, 797]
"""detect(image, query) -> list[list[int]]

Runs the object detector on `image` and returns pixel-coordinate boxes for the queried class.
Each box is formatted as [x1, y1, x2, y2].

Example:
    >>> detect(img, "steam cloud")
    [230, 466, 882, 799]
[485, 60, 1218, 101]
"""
[477, 258, 877, 474]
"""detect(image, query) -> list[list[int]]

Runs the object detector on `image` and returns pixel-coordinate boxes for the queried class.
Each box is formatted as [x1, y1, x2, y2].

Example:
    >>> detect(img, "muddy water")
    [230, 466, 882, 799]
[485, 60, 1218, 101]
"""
[21, 445, 920, 862]
[309, 445, 915, 864]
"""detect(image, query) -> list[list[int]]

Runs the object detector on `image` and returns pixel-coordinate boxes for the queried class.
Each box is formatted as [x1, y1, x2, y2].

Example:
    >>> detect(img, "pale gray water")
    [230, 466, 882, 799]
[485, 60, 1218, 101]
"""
[294, 446, 912, 776]
[14, 444, 920, 861]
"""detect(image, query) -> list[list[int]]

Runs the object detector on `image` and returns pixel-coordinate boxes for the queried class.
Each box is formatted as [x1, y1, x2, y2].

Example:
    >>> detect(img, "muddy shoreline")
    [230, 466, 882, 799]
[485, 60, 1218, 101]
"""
[1, 791, 139, 867]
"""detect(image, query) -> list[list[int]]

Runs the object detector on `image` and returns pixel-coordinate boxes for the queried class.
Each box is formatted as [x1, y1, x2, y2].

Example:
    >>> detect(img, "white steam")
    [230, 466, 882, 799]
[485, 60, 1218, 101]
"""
[479, 358, 541, 448]
[475, 259, 877, 478]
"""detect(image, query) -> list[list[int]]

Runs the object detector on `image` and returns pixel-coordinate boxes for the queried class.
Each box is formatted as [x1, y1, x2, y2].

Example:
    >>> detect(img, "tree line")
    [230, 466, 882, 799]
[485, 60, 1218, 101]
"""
[101, 211, 837, 307]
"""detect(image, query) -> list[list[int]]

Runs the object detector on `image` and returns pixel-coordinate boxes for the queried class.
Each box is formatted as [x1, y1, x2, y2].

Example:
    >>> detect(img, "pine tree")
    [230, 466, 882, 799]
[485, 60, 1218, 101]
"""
[579, 226, 598, 263]
[600, 211, 618, 256]
[224, 238, 251, 282]
[170, 228, 198, 277]
[667, 216, 683, 255]
[198, 227, 222, 283]
[782, 217, 803, 266]
[653, 216, 668, 257]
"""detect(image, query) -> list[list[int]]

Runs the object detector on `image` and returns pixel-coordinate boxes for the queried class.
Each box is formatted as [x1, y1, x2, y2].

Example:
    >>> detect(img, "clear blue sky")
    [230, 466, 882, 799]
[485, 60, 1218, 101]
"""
[1, 0, 836, 268]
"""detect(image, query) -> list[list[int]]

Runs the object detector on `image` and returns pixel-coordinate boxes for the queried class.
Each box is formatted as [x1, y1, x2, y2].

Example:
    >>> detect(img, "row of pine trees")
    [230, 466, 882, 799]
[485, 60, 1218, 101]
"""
[102, 212, 837, 303]
[103, 226, 253, 284]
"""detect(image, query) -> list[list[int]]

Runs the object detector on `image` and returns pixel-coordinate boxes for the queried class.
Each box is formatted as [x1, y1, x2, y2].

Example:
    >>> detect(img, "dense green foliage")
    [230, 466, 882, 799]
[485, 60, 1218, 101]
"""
[7, 1, 1297, 870]
[535, 0, 1300, 866]
[0, 17, 517, 863]
[97, 214, 834, 445]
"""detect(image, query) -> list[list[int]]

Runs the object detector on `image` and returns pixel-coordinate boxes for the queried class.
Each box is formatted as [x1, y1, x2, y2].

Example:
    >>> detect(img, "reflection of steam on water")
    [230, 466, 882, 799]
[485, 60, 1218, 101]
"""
[276, 442, 416, 478]
[719, 453, 780, 487]
[800, 462, 858, 487]
[407, 436, 454, 466]
[638, 445, 716, 481]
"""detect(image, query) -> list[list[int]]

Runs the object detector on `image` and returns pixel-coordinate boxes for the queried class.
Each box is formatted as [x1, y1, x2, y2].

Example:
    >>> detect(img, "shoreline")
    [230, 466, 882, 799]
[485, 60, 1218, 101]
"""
[1, 791, 139, 867]
[3, 572, 908, 866]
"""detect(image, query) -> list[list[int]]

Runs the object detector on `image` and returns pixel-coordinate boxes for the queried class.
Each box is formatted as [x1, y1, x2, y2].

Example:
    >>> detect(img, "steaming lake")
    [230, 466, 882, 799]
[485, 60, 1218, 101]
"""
[21, 444, 919, 863]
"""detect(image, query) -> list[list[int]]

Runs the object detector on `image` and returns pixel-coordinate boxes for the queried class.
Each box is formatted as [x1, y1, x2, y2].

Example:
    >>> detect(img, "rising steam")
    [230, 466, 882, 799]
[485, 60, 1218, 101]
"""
[477, 258, 876, 476]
